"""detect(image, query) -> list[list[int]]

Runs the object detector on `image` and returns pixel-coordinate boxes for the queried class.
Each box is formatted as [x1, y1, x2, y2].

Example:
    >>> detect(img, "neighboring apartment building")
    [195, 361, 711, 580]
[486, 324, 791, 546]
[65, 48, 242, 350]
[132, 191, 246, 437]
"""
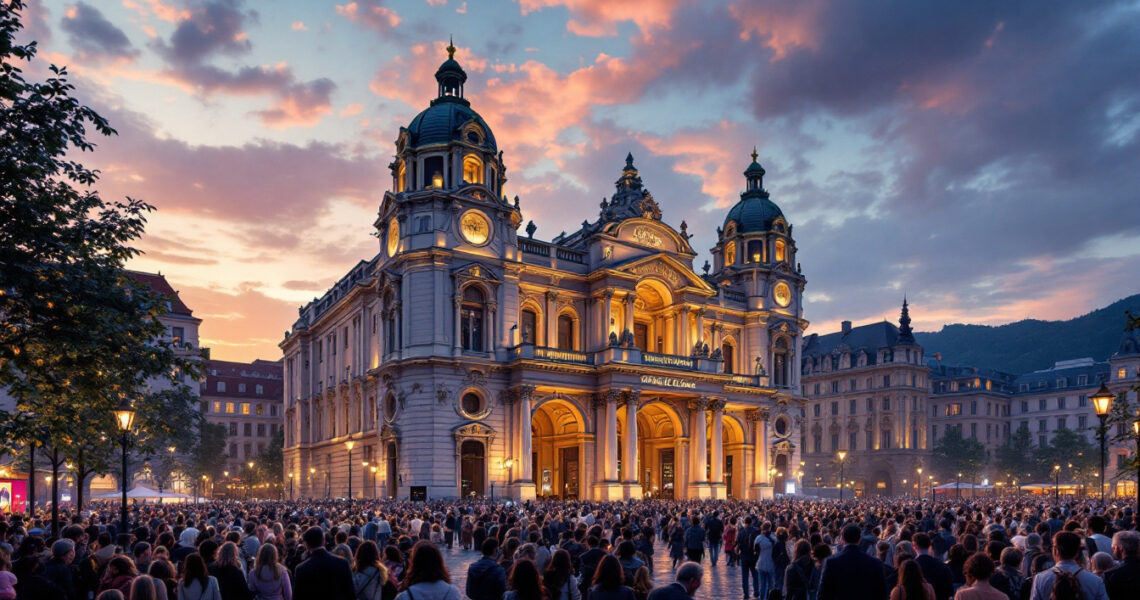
[927, 362, 1016, 455]
[800, 302, 931, 497]
[200, 359, 284, 474]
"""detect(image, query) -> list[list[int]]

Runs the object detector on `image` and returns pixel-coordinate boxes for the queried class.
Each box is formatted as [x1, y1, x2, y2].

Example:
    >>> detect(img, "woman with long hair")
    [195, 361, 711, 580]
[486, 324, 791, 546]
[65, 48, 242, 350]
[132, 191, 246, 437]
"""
[128, 574, 159, 600]
[587, 555, 635, 600]
[211, 541, 251, 600]
[504, 559, 545, 600]
[97, 555, 137, 596]
[247, 542, 292, 600]
[146, 559, 178, 600]
[542, 549, 580, 600]
[890, 559, 934, 600]
[178, 553, 221, 600]
[383, 545, 406, 586]
[953, 554, 1008, 600]
[630, 567, 652, 600]
[394, 541, 459, 600]
[353, 541, 397, 600]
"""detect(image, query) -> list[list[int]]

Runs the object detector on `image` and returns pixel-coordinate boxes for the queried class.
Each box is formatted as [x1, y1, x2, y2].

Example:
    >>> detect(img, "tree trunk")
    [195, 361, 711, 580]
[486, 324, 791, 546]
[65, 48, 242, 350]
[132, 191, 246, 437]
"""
[27, 444, 35, 516]
[76, 448, 87, 511]
[50, 447, 60, 535]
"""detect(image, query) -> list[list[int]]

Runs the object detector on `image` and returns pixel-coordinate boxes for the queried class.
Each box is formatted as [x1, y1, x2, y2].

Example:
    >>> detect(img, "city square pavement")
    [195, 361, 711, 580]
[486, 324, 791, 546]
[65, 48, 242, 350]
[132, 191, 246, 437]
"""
[444, 539, 746, 600]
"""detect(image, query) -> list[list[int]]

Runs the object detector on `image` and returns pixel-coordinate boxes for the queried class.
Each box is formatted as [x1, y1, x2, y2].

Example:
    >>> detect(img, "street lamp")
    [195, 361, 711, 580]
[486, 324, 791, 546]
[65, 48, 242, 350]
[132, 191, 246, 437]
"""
[1132, 416, 1139, 521]
[362, 461, 369, 498]
[287, 472, 294, 501]
[837, 451, 848, 501]
[957, 472, 962, 498]
[345, 440, 356, 499]
[370, 465, 378, 499]
[1091, 383, 1115, 501]
[1053, 464, 1062, 503]
[111, 397, 136, 534]
[917, 467, 923, 499]
[309, 467, 316, 497]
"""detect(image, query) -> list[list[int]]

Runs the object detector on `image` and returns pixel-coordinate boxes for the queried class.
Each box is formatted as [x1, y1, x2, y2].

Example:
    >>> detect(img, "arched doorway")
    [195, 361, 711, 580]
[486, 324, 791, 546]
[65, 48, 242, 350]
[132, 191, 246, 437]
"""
[531, 399, 586, 499]
[871, 469, 893, 497]
[707, 415, 746, 498]
[459, 440, 485, 498]
[620, 400, 684, 499]
[632, 280, 673, 353]
[385, 442, 398, 497]
[773, 453, 789, 494]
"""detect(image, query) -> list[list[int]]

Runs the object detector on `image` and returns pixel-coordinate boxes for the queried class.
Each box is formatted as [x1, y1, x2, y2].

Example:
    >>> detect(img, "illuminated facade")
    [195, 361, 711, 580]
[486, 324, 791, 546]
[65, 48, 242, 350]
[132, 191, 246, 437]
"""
[280, 45, 808, 501]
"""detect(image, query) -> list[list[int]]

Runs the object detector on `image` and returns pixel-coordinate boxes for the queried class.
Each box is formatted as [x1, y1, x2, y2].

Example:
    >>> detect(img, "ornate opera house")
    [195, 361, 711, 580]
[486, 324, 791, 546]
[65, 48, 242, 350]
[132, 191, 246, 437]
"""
[280, 44, 809, 501]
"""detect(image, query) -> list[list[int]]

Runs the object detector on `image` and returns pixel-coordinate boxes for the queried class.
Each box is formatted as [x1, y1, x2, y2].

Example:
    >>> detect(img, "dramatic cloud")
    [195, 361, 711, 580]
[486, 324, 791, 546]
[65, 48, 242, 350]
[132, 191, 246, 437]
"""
[336, 1, 402, 31]
[518, 0, 690, 38]
[256, 77, 336, 128]
[60, 2, 138, 61]
[150, 0, 253, 65]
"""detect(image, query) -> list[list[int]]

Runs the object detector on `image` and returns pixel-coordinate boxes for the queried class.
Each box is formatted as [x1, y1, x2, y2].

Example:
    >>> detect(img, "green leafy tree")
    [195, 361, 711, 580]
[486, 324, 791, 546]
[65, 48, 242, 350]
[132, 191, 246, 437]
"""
[994, 426, 1036, 483]
[1032, 427, 1098, 489]
[186, 422, 228, 495]
[0, 1, 203, 520]
[932, 426, 989, 487]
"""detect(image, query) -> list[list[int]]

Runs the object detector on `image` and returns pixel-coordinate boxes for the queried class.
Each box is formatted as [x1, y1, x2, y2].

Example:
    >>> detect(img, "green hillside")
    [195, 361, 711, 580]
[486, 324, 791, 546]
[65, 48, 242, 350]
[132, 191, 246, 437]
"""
[914, 294, 1140, 375]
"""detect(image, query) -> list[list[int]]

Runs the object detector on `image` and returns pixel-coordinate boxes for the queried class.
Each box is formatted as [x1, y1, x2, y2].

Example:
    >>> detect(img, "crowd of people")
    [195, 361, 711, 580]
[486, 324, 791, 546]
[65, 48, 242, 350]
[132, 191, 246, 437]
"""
[0, 494, 1137, 600]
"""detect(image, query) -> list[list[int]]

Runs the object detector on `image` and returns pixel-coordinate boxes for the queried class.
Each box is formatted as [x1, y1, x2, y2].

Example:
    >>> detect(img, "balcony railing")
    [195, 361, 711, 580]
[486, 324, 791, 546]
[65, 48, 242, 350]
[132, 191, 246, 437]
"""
[512, 344, 593, 365]
[641, 352, 696, 370]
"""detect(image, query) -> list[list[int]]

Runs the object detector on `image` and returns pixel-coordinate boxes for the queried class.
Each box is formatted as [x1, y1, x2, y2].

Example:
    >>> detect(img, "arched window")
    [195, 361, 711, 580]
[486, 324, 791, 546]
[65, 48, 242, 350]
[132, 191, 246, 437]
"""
[520, 309, 537, 344]
[775, 239, 787, 262]
[463, 154, 484, 184]
[747, 239, 764, 263]
[424, 156, 444, 188]
[724, 241, 736, 266]
[460, 286, 485, 352]
[722, 342, 735, 374]
[774, 337, 789, 387]
[396, 160, 406, 193]
[557, 314, 575, 350]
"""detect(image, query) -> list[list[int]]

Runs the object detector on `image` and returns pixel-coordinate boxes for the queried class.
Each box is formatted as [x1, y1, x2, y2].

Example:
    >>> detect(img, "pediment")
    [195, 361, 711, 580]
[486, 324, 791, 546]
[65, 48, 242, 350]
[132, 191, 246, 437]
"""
[453, 421, 496, 439]
[615, 254, 715, 293]
[452, 262, 501, 283]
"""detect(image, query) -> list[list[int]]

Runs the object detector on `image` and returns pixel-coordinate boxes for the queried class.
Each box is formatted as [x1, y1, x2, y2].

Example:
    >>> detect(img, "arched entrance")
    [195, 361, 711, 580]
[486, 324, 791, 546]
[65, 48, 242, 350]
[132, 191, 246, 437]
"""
[871, 469, 893, 497]
[385, 442, 398, 498]
[460, 440, 485, 498]
[532, 398, 586, 499]
[632, 279, 674, 353]
[707, 415, 746, 499]
[619, 400, 684, 499]
[773, 453, 789, 494]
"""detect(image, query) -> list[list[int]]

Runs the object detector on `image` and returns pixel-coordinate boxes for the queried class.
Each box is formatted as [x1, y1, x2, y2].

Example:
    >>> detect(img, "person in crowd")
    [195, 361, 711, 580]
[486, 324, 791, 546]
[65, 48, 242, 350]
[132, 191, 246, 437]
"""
[631, 566, 652, 600]
[1027, 532, 1108, 600]
[293, 526, 355, 600]
[683, 516, 705, 564]
[914, 533, 954, 600]
[394, 541, 460, 600]
[128, 575, 159, 600]
[147, 558, 178, 600]
[818, 525, 887, 600]
[784, 540, 818, 600]
[724, 519, 738, 568]
[96, 555, 136, 597]
[466, 537, 507, 600]
[248, 542, 292, 600]
[1103, 530, 1140, 600]
[891, 559, 934, 600]
[645, 562, 702, 600]
[543, 548, 580, 600]
[212, 541, 251, 600]
[42, 538, 76, 600]
[504, 559, 544, 600]
[1089, 552, 1115, 578]
[588, 555, 636, 600]
[737, 516, 760, 599]
[704, 511, 724, 567]
[954, 553, 1006, 600]
[754, 522, 777, 600]
[1085, 517, 1112, 557]
[992, 547, 1023, 600]
[177, 553, 222, 600]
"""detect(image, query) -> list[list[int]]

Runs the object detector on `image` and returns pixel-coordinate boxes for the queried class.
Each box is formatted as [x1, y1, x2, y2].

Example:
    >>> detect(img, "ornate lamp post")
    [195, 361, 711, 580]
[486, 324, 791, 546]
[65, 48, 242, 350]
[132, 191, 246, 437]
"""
[917, 467, 923, 500]
[111, 397, 136, 534]
[362, 461, 369, 498]
[957, 472, 962, 498]
[1053, 464, 1062, 503]
[1091, 383, 1115, 501]
[837, 451, 848, 501]
[345, 440, 356, 499]
[370, 466, 378, 499]
[287, 472, 294, 501]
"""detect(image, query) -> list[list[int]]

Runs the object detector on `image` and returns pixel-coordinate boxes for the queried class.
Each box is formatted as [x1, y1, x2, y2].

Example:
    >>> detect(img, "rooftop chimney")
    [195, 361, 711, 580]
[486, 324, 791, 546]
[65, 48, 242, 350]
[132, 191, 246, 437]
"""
[841, 320, 852, 336]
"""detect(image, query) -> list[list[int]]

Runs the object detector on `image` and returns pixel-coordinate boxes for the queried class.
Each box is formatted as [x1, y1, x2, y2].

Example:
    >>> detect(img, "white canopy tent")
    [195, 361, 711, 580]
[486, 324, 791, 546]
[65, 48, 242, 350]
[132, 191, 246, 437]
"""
[91, 486, 190, 501]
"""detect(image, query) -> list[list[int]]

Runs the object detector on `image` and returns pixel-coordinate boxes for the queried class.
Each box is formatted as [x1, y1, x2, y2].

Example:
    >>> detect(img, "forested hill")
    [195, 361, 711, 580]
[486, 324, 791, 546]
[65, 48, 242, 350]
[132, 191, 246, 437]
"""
[914, 294, 1140, 375]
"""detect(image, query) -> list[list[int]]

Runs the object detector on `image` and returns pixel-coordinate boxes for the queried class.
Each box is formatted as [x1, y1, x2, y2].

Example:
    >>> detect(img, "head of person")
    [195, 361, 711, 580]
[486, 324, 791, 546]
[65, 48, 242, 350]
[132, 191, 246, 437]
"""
[507, 559, 545, 600]
[1052, 531, 1082, 563]
[675, 561, 703, 595]
[180, 553, 210, 589]
[217, 541, 242, 568]
[633, 565, 652, 591]
[302, 526, 325, 551]
[1025, 533, 1041, 550]
[402, 540, 449, 590]
[592, 554, 624, 591]
[899, 559, 925, 600]
[543, 548, 572, 589]
[353, 540, 382, 573]
[254, 543, 282, 579]
[481, 537, 499, 558]
[913, 532, 932, 552]
[617, 540, 636, 560]
[1000, 547, 1023, 570]
[147, 557, 174, 582]
[1088, 516, 1106, 534]
[794, 540, 811, 561]
[107, 555, 137, 578]
[129, 574, 158, 600]
[51, 538, 75, 564]
[1090, 551, 1114, 574]
[96, 591, 125, 600]
[842, 525, 862, 547]
[1111, 530, 1139, 561]
[964, 553, 995, 585]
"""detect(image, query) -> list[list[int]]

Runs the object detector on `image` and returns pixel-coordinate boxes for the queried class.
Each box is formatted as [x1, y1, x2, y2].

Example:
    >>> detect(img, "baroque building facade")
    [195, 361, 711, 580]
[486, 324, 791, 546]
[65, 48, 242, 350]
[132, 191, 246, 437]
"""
[280, 45, 808, 501]
[199, 359, 284, 477]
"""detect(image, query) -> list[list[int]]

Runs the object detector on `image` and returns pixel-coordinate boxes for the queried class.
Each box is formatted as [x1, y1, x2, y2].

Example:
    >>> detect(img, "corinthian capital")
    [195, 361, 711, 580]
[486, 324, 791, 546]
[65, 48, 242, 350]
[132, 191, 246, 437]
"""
[622, 389, 641, 407]
[688, 397, 709, 411]
[708, 397, 726, 412]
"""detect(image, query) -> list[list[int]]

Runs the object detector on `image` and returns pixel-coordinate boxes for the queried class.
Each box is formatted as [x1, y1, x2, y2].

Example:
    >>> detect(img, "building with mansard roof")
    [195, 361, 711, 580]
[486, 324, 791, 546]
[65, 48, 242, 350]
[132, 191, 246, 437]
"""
[280, 44, 809, 501]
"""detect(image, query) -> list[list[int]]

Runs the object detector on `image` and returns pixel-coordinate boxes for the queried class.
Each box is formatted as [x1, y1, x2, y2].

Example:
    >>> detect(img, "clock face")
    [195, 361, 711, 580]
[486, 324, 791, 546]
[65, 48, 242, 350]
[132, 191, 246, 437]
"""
[773, 281, 792, 307]
[386, 218, 399, 257]
[460, 210, 491, 245]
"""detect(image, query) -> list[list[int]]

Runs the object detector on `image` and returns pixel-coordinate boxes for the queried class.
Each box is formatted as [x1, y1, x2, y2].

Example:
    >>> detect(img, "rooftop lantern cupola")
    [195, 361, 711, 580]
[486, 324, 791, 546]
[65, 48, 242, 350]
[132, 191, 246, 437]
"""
[898, 297, 916, 345]
[434, 36, 468, 105]
[745, 147, 766, 193]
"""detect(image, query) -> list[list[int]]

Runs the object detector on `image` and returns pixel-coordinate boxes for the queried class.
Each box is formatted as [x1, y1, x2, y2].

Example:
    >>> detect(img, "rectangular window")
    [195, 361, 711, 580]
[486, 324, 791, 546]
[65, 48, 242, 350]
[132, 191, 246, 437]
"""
[229, 422, 237, 436]
[244, 423, 252, 436]
[229, 443, 237, 457]
[1117, 367, 1127, 379]
[1078, 415, 1087, 429]
[243, 443, 251, 457]
[970, 423, 977, 439]
[1039, 398, 1047, 411]
[1038, 419, 1047, 432]
[270, 405, 278, 417]
[331, 334, 336, 355]
[257, 423, 266, 437]
[241, 403, 250, 415]
[256, 404, 264, 415]
[1020, 400, 1028, 413]
[946, 403, 962, 416]
[849, 432, 858, 451]
[831, 402, 839, 416]
[849, 399, 857, 414]
[1020, 420, 1028, 431]
[1056, 378, 1066, 388]
[830, 434, 839, 451]
[1079, 394, 1087, 407]
[866, 430, 874, 450]
[970, 400, 977, 415]
[1057, 397, 1065, 409]
[813, 404, 821, 417]
[1056, 416, 1066, 430]
[881, 431, 892, 449]
[831, 381, 839, 393]
[1078, 374, 1087, 386]
[1039, 435, 1047, 447]
[813, 435, 821, 453]
[849, 379, 856, 391]
[172, 326, 184, 344]
[1019, 383, 1029, 392]
[986, 424, 992, 441]
[217, 381, 226, 393]
[932, 405, 938, 418]
[866, 398, 873, 412]
[213, 401, 222, 413]
[882, 397, 890, 411]
[883, 375, 891, 387]
[238, 383, 246, 393]
[225, 402, 235, 414]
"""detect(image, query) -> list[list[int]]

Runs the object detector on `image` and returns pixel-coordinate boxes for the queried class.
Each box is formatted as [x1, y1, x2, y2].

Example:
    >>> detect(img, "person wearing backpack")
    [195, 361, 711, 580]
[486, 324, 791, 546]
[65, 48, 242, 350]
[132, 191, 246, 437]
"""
[1026, 532, 1108, 600]
[992, 547, 1024, 600]
[783, 540, 818, 600]
[754, 522, 777, 600]
[738, 517, 760, 599]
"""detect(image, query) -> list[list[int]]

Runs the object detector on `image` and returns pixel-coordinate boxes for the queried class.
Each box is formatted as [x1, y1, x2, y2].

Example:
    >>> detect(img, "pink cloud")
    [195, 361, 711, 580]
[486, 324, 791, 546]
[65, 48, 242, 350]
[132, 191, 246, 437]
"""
[255, 78, 336, 128]
[336, 1, 401, 31]
[291, 21, 307, 31]
[636, 120, 760, 209]
[121, 0, 190, 24]
[518, 0, 689, 38]
[728, 0, 823, 60]
[339, 103, 364, 117]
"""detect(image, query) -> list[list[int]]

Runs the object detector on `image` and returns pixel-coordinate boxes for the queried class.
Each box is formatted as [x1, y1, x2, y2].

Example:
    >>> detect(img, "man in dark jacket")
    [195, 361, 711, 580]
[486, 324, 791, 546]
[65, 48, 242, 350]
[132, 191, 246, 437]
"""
[647, 562, 703, 600]
[818, 525, 887, 600]
[705, 511, 725, 566]
[1104, 531, 1140, 600]
[684, 517, 706, 563]
[42, 539, 77, 600]
[915, 533, 954, 600]
[466, 537, 507, 600]
[579, 536, 608, 596]
[737, 517, 760, 599]
[293, 527, 355, 600]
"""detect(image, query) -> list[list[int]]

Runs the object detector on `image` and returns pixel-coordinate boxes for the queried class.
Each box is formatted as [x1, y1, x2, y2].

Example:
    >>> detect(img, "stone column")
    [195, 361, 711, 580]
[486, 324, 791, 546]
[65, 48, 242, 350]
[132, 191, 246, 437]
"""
[696, 309, 706, 347]
[605, 391, 620, 480]
[624, 293, 636, 338]
[602, 290, 614, 342]
[453, 295, 463, 355]
[690, 397, 709, 483]
[622, 391, 639, 482]
[546, 291, 558, 347]
[680, 306, 691, 354]
[488, 301, 497, 353]
[710, 398, 725, 484]
[748, 408, 773, 499]
[518, 385, 535, 482]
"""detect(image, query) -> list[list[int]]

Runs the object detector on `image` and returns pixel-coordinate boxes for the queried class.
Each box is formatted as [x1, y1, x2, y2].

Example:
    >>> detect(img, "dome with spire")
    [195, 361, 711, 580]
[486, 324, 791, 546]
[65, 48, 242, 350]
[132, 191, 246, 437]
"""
[404, 39, 497, 151]
[723, 150, 784, 235]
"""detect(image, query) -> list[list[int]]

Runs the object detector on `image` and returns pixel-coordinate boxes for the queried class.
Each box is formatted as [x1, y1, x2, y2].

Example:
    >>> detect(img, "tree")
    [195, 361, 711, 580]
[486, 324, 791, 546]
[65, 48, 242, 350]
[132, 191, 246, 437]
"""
[1032, 428, 1098, 491]
[994, 426, 1036, 483]
[0, 1, 203, 520]
[932, 426, 989, 488]
[186, 422, 228, 495]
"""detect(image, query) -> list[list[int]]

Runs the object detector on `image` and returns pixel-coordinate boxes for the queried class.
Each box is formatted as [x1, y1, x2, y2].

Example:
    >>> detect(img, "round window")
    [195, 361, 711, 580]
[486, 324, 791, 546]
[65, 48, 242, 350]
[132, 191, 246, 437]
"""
[461, 392, 484, 417]
[383, 395, 398, 422]
[774, 414, 790, 437]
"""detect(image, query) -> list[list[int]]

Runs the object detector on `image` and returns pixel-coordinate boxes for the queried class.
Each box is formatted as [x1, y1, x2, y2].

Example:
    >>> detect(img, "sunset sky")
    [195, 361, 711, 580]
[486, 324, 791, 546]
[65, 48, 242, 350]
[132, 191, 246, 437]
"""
[16, 0, 1140, 362]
